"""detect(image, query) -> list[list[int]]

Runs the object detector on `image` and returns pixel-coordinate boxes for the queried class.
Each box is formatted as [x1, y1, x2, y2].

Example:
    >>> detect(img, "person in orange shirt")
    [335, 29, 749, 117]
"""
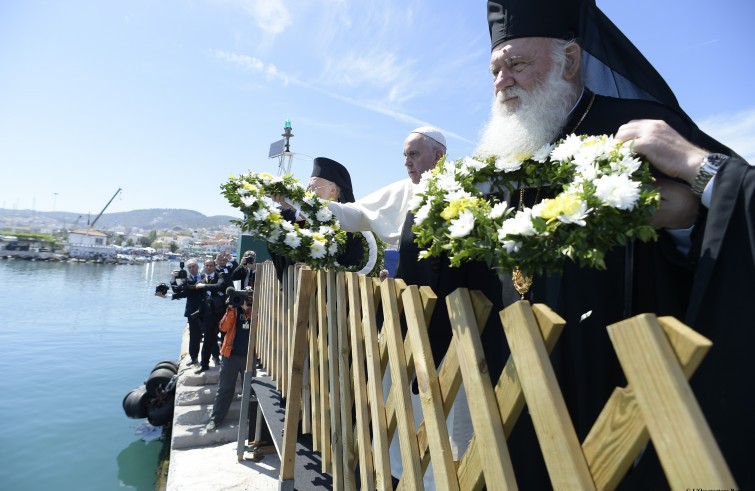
[205, 289, 253, 432]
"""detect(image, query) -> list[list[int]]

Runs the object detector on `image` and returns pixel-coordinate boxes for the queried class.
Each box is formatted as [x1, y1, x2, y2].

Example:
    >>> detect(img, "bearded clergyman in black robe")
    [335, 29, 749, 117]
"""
[476, 0, 736, 488]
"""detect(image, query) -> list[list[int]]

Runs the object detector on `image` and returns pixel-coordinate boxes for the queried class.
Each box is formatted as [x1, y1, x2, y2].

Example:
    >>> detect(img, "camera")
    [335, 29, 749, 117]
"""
[242, 255, 255, 266]
[173, 261, 188, 281]
[227, 287, 253, 308]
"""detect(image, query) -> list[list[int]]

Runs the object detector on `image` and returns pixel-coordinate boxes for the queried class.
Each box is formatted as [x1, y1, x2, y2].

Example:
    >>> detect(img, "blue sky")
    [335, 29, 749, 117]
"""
[1, 0, 753, 218]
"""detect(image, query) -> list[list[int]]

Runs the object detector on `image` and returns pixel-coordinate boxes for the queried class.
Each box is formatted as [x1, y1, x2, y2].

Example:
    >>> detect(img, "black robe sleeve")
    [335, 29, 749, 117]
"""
[684, 156, 755, 489]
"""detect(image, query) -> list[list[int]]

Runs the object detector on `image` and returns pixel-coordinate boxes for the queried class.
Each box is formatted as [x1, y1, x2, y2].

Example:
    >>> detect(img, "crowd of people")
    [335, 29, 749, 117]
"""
[156, 249, 257, 432]
[157, 0, 752, 487]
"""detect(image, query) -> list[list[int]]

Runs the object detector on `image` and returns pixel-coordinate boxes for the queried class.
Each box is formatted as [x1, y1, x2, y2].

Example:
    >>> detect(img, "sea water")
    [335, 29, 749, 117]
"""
[0, 259, 187, 491]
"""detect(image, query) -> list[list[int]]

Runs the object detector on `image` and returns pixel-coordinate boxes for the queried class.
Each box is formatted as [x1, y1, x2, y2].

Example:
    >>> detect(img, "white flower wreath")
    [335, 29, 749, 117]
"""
[222, 171, 385, 275]
[410, 134, 661, 277]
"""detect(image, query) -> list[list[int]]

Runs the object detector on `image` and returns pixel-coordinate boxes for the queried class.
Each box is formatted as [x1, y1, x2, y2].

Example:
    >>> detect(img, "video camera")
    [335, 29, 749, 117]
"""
[227, 287, 253, 308]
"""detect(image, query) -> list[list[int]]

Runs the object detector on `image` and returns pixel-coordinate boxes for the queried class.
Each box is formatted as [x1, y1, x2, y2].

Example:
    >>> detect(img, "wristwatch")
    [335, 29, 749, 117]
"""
[691, 153, 728, 197]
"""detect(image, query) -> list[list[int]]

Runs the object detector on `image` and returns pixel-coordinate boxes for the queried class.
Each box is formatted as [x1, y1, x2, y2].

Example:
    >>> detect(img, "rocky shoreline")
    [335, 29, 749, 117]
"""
[0, 250, 167, 265]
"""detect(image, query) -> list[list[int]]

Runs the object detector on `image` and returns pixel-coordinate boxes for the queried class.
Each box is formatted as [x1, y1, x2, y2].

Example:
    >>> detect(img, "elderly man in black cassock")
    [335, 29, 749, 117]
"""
[269, 156, 365, 280]
[479, 0, 736, 488]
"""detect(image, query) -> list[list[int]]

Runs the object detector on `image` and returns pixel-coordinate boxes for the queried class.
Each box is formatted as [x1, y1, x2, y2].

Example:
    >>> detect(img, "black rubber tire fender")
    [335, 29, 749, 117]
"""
[145, 367, 176, 397]
[122, 385, 150, 419]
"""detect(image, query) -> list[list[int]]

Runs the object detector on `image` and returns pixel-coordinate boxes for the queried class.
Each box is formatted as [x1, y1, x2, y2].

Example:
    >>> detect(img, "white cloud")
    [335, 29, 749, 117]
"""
[222, 0, 291, 34]
[320, 50, 422, 105]
[699, 107, 755, 162]
[212, 50, 298, 86]
[212, 49, 474, 145]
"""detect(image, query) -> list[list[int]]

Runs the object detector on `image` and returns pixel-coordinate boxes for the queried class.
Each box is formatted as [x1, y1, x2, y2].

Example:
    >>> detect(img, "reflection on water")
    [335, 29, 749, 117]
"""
[0, 259, 185, 491]
[117, 439, 163, 491]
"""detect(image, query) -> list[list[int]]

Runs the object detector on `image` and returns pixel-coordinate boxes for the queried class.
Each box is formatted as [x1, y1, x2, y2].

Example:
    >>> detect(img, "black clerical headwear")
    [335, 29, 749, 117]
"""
[487, 0, 579, 47]
[311, 157, 355, 203]
[487, 0, 692, 123]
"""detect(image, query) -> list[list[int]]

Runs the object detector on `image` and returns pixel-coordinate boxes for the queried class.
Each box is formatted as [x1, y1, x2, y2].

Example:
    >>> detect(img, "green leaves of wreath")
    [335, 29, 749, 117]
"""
[409, 134, 661, 277]
[221, 171, 385, 276]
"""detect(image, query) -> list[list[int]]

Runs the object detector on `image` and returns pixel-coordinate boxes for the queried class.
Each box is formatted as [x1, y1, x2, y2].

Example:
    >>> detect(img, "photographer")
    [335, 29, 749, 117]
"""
[205, 288, 253, 432]
[155, 259, 204, 367]
[231, 250, 256, 289]
[193, 259, 230, 374]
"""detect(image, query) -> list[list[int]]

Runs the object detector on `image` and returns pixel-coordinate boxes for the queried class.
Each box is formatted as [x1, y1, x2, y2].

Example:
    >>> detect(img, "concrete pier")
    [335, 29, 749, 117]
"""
[165, 327, 280, 491]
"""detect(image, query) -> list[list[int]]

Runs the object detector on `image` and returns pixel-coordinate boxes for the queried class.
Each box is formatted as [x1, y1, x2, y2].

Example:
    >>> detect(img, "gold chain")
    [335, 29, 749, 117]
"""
[569, 91, 595, 135]
[513, 185, 537, 299]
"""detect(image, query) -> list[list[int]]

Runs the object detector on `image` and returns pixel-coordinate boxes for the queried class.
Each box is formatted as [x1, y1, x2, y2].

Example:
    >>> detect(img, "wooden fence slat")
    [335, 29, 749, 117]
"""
[456, 303, 565, 490]
[359, 275, 392, 491]
[448, 288, 518, 491]
[336, 272, 357, 491]
[397, 289, 491, 491]
[307, 288, 319, 444]
[607, 314, 736, 489]
[403, 285, 460, 491]
[262, 263, 271, 375]
[582, 316, 713, 490]
[501, 300, 596, 490]
[381, 278, 423, 489]
[382, 279, 427, 443]
[279, 268, 317, 482]
[236, 261, 265, 460]
[274, 270, 283, 385]
[317, 270, 332, 473]
[346, 273, 375, 491]
[326, 270, 344, 490]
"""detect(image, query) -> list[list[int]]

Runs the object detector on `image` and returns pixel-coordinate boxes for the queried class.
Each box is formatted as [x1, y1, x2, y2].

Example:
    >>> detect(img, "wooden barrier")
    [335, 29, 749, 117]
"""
[240, 261, 735, 490]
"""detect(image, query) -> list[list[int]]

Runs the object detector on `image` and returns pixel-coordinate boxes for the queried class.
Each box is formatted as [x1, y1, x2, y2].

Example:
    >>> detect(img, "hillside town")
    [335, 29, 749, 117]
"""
[0, 208, 241, 263]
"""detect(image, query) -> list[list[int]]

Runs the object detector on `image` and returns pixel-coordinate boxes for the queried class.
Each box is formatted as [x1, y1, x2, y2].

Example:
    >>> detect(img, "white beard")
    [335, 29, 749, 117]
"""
[476, 66, 580, 160]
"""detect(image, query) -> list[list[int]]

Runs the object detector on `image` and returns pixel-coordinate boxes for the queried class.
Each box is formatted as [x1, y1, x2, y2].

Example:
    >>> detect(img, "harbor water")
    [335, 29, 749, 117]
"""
[0, 259, 186, 491]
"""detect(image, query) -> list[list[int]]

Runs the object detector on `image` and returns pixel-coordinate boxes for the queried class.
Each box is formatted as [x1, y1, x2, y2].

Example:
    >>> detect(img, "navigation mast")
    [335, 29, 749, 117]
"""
[269, 120, 294, 175]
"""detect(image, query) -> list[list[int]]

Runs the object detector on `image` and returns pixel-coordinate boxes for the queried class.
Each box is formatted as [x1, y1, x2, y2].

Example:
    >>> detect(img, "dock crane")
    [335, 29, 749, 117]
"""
[88, 188, 122, 230]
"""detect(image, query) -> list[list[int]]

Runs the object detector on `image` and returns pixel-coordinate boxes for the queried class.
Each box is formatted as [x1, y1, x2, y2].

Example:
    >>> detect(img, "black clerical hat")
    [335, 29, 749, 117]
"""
[488, 0, 580, 50]
[487, 0, 691, 123]
[311, 157, 355, 203]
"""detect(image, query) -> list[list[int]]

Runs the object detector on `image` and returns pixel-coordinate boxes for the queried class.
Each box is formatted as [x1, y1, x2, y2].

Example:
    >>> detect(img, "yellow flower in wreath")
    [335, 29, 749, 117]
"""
[538, 194, 582, 220]
[440, 197, 476, 221]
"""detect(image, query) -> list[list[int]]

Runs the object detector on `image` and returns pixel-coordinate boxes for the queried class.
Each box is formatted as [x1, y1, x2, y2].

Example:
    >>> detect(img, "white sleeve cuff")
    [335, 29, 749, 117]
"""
[701, 175, 716, 208]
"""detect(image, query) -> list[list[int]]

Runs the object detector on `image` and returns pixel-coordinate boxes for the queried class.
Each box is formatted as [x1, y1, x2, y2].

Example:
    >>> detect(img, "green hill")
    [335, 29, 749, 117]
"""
[0, 208, 240, 231]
